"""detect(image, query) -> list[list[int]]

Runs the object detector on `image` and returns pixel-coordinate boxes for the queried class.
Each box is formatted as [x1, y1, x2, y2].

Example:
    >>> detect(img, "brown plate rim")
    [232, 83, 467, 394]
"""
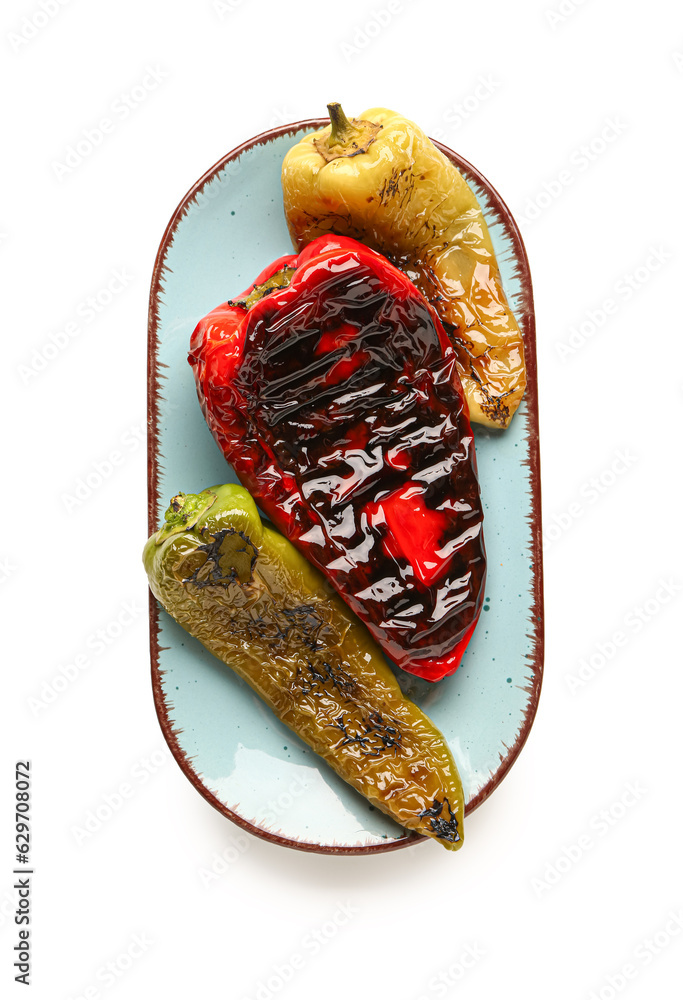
[147, 118, 544, 856]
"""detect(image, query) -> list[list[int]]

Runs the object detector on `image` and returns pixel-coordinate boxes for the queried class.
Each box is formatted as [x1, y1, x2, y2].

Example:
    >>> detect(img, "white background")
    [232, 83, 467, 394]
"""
[3, 1, 683, 998]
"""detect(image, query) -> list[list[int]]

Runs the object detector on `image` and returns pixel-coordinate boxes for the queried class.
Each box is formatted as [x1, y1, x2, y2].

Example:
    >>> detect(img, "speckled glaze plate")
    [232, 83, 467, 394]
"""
[147, 121, 543, 854]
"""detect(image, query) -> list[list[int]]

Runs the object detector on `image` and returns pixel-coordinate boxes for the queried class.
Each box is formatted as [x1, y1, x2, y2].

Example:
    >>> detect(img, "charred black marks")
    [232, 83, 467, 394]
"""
[379, 167, 414, 206]
[241, 603, 331, 652]
[295, 656, 359, 699]
[333, 711, 403, 757]
[419, 797, 461, 843]
[183, 528, 257, 588]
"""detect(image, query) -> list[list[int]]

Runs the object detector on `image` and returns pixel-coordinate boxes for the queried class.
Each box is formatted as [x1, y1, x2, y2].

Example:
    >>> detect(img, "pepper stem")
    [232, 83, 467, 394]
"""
[155, 491, 218, 545]
[327, 102, 354, 145]
[229, 266, 296, 311]
[313, 102, 382, 164]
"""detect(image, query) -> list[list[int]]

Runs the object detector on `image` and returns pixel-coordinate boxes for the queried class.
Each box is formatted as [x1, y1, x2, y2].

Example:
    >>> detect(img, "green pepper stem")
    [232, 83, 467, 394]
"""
[315, 103, 382, 163]
[327, 102, 354, 145]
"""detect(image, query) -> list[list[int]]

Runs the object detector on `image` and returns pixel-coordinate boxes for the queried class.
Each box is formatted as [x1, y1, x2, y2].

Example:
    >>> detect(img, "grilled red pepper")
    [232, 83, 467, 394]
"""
[188, 235, 486, 681]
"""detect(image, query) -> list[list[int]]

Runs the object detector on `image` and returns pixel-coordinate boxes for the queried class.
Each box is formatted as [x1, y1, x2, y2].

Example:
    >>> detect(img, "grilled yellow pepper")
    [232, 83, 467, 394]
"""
[282, 103, 527, 429]
[144, 484, 465, 849]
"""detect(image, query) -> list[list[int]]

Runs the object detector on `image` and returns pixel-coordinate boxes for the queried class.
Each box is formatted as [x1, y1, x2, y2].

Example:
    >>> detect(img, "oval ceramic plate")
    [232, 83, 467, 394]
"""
[147, 120, 543, 854]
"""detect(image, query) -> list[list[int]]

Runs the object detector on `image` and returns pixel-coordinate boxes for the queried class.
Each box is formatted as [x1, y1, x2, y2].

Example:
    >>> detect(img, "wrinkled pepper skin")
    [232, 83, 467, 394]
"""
[144, 484, 465, 849]
[189, 235, 486, 681]
[282, 104, 526, 430]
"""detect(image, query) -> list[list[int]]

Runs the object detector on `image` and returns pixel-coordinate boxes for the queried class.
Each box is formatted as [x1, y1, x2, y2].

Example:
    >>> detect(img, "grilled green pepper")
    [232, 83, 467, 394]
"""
[144, 484, 465, 849]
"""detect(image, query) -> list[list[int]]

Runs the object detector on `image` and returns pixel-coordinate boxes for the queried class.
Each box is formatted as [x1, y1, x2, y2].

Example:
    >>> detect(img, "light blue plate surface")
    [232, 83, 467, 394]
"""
[148, 123, 543, 853]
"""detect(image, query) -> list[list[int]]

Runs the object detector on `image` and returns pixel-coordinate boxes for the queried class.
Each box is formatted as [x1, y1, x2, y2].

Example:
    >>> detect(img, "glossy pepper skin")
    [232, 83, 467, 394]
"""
[144, 484, 465, 849]
[282, 104, 526, 430]
[189, 235, 486, 681]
